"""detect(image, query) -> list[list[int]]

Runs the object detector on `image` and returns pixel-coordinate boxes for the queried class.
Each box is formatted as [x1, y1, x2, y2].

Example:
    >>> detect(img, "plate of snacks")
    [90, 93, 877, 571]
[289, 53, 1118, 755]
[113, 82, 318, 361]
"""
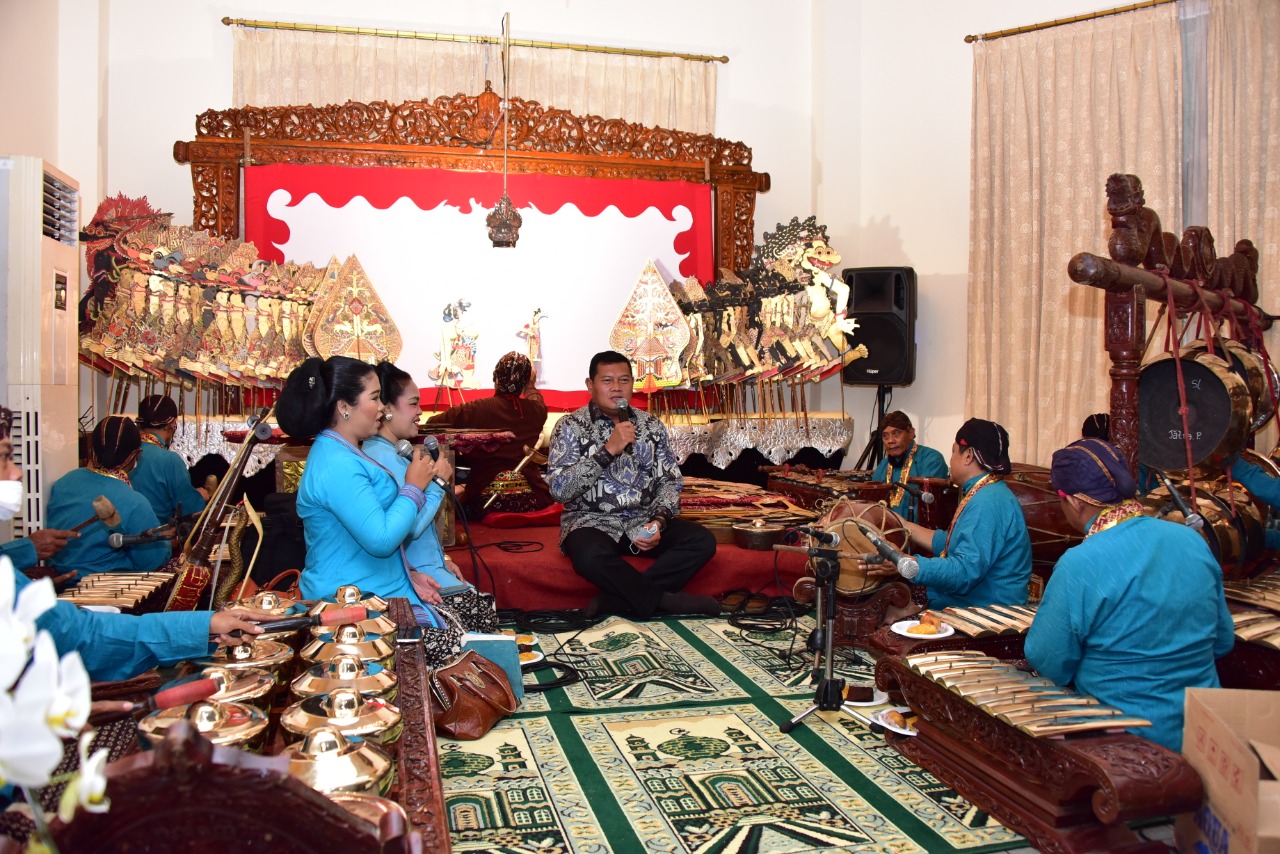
[870, 707, 918, 736]
[890, 613, 953, 638]
[842, 683, 888, 707]
[519, 650, 545, 666]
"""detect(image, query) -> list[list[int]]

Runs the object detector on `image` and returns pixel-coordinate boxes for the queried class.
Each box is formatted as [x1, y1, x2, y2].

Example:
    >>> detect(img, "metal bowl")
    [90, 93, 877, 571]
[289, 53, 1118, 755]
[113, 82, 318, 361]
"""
[285, 725, 395, 796]
[291, 654, 399, 703]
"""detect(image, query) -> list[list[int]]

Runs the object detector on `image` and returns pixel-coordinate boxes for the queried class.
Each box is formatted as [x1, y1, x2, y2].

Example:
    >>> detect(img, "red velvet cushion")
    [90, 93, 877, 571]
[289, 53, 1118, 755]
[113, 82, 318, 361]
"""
[483, 503, 564, 529]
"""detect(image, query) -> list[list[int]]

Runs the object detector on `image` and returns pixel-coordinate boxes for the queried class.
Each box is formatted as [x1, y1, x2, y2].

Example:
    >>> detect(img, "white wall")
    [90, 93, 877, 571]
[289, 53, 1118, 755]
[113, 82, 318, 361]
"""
[33, 0, 1118, 464]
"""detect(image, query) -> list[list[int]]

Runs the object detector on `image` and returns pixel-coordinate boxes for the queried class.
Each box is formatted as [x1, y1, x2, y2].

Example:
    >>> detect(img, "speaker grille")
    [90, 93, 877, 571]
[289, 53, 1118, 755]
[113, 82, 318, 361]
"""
[841, 266, 917, 386]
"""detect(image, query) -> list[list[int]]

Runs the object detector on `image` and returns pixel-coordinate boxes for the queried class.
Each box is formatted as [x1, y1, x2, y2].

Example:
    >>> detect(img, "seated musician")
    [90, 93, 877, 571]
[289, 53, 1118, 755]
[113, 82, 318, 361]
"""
[866, 418, 1031, 607]
[424, 351, 553, 517]
[1026, 438, 1233, 751]
[873, 410, 948, 522]
[277, 356, 451, 628]
[45, 416, 172, 581]
[1226, 455, 1280, 549]
[131, 394, 208, 523]
[364, 362, 497, 633]
[1, 407, 271, 681]
[0, 407, 78, 570]
[547, 350, 718, 619]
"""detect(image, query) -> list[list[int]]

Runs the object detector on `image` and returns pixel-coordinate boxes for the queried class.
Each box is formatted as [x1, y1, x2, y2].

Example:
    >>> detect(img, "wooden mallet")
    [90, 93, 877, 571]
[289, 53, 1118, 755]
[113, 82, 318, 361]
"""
[70, 495, 120, 532]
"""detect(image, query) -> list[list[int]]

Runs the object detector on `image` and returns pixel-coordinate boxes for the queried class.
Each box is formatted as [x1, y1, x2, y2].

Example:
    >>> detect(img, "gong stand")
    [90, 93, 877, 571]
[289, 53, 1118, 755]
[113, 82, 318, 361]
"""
[1069, 227, 1272, 476]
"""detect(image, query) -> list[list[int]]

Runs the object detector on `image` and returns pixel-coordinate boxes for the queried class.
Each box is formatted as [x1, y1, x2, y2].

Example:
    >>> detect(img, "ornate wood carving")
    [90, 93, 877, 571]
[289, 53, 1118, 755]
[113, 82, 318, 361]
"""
[174, 92, 770, 273]
[875, 653, 1204, 854]
[388, 598, 451, 853]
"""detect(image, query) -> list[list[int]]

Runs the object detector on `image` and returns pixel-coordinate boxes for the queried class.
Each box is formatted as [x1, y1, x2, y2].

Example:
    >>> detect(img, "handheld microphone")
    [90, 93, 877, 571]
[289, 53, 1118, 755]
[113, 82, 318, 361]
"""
[395, 436, 441, 462]
[613, 399, 636, 452]
[795, 525, 841, 547]
[1155, 471, 1205, 531]
[395, 439, 414, 460]
[218, 605, 368, 639]
[107, 529, 173, 548]
[893, 481, 936, 505]
[851, 519, 920, 579]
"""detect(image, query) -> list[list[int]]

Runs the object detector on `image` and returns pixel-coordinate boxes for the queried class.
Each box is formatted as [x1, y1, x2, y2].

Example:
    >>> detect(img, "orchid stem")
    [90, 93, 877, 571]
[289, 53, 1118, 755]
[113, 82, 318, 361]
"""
[19, 786, 61, 854]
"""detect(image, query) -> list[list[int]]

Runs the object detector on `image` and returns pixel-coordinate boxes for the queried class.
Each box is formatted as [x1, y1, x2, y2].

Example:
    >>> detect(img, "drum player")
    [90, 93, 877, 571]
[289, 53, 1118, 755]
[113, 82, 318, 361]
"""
[1026, 438, 1234, 751]
[872, 410, 949, 522]
[864, 417, 1032, 608]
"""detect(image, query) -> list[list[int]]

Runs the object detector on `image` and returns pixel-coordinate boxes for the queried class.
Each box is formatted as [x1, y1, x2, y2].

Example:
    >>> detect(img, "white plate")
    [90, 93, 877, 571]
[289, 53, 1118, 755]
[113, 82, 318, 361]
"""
[890, 619, 954, 639]
[79, 604, 121, 614]
[842, 688, 889, 708]
[870, 707, 918, 736]
[519, 650, 545, 666]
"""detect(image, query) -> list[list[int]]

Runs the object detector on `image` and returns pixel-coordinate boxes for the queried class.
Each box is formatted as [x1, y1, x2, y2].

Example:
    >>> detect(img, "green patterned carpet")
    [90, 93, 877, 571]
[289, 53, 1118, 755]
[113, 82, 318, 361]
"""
[438, 615, 1025, 853]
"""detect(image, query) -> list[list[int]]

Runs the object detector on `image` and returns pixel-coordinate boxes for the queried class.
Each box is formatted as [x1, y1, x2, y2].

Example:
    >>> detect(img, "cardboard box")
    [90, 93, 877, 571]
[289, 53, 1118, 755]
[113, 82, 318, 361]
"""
[1175, 688, 1280, 854]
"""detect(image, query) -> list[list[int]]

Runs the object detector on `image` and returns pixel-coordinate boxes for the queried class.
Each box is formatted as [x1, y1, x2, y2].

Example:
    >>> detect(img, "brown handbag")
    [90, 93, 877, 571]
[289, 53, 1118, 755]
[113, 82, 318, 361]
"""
[428, 650, 518, 740]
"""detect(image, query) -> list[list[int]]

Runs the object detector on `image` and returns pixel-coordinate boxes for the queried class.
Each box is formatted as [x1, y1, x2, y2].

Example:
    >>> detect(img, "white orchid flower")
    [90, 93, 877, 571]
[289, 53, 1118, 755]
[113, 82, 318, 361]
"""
[0, 655, 65, 788]
[1, 559, 55, 690]
[47, 648, 91, 738]
[57, 732, 111, 822]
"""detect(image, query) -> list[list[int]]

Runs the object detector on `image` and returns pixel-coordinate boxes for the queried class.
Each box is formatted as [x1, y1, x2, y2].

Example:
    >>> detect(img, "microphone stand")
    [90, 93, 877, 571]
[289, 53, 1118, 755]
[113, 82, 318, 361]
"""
[777, 544, 852, 734]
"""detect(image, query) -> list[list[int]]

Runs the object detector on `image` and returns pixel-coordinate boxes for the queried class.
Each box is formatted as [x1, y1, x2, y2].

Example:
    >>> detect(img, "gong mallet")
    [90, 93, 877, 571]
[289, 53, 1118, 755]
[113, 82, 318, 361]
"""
[482, 440, 546, 510]
[70, 495, 121, 532]
[216, 604, 370, 640]
[88, 678, 220, 726]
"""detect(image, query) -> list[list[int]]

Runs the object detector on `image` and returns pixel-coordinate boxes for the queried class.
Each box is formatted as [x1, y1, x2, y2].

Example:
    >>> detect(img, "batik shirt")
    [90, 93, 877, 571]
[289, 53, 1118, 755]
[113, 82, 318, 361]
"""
[547, 402, 682, 546]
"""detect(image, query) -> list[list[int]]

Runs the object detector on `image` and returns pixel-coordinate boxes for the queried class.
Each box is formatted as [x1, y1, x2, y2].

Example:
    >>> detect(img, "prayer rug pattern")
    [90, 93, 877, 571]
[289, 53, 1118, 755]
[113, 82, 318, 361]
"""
[445, 617, 1026, 853]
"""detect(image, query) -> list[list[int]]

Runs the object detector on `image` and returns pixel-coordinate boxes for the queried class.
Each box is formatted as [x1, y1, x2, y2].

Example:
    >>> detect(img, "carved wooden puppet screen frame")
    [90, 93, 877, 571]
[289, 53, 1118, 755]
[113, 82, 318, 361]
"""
[173, 88, 770, 275]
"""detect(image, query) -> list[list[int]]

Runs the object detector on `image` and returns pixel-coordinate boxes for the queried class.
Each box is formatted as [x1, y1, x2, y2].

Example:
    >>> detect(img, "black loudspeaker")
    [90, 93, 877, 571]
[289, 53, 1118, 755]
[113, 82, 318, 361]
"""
[840, 266, 917, 386]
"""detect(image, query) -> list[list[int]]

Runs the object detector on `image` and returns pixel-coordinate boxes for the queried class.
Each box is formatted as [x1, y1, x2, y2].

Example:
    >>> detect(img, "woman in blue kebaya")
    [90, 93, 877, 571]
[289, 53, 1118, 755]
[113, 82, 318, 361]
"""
[276, 356, 446, 628]
[364, 362, 498, 632]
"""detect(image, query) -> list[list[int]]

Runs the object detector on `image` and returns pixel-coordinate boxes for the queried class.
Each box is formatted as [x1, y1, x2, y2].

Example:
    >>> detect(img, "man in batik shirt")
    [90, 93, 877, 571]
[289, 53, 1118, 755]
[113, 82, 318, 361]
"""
[547, 351, 718, 619]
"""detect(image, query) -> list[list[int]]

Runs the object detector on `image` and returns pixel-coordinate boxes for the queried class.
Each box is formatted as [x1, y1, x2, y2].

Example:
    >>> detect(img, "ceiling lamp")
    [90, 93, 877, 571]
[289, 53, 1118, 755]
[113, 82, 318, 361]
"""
[487, 13, 521, 248]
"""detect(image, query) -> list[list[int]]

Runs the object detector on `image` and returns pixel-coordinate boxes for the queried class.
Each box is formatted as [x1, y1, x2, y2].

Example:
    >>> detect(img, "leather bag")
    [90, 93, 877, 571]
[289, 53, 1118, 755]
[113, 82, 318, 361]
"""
[428, 650, 518, 740]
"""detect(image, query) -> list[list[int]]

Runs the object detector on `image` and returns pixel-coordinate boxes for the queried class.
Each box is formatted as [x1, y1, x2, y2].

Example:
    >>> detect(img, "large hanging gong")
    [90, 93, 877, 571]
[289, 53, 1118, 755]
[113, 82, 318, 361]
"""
[1138, 351, 1251, 475]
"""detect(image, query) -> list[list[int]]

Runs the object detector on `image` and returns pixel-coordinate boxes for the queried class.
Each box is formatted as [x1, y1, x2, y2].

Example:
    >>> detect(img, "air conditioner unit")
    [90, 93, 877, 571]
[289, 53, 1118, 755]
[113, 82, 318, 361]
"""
[1, 156, 80, 541]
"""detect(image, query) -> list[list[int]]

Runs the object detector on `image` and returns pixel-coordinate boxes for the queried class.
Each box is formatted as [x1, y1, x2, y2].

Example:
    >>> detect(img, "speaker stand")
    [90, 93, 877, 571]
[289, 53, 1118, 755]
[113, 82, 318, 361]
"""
[853, 384, 893, 470]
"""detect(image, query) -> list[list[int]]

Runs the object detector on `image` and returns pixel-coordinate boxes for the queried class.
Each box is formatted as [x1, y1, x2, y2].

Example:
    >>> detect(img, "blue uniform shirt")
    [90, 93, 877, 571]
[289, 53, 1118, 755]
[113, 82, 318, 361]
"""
[871, 442, 949, 521]
[132, 437, 208, 523]
[46, 468, 171, 579]
[1026, 515, 1234, 751]
[361, 435, 460, 589]
[916, 474, 1032, 608]
[295, 431, 426, 608]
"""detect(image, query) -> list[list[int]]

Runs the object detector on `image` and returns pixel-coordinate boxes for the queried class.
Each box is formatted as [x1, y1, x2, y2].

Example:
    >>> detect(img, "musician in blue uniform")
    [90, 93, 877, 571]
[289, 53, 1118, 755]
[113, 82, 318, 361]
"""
[131, 394, 208, 523]
[866, 418, 1032, 608]
[1, 406, 270, 682]
[872, 410, 948, 521]
[1026, 438, 1234, 752]
[0, 407, 78, 570]
[277, 356, 440, 618]
[1226, 456, 1280, 549]
[45, 416, 172, 581]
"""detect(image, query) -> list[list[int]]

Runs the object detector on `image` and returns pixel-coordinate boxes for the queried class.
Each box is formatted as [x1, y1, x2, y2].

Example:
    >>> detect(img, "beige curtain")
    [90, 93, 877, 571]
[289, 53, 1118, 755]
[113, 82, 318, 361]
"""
[968, 7, 1181, 466]
[1207, 0, 1280, 450]
[232, 28, 717, 134]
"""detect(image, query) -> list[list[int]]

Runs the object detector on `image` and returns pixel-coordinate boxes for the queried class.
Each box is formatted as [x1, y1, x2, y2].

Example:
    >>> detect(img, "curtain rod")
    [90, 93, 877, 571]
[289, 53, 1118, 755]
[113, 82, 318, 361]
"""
[964, 0, 1177, 43]
[221, 17, 729, 63]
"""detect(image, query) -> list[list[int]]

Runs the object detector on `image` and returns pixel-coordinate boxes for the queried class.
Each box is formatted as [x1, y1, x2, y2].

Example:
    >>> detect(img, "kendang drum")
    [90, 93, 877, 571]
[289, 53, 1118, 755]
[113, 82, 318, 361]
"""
[1004, 464, 1084, 571]
[907, 476, 958, 530]
[811, 498, 911, 596]
[1139, 350, 1251, 476]
[1142, 483, 1265, 580]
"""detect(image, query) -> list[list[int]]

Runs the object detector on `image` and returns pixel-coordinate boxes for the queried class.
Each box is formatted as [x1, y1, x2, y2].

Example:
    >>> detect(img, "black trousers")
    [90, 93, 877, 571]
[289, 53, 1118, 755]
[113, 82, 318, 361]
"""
[563, 518, 717, 618]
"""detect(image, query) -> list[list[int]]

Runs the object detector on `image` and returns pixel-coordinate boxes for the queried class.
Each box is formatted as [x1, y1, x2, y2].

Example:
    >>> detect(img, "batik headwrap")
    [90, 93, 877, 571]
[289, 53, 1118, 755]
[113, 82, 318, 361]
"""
[955, 418, 1012, 475]
[1081, 413, 1111, 441]
[1050, 438, 1137, 506]
[138, 394, 178, 428]
[882, 410, 913, 432]
[91, 415, 142, 471]
[493, 352, 532, 395]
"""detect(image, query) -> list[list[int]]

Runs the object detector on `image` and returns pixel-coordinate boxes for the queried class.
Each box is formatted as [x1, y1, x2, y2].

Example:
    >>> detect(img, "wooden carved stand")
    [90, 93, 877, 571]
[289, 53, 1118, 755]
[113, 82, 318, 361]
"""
[173, 90, 770, 275]
[792, 577, 915, 646]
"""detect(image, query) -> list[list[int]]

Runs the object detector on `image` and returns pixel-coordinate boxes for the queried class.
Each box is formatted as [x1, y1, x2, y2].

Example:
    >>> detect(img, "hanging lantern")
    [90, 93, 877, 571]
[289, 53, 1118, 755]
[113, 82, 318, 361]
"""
[489, 13, 520, 248]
